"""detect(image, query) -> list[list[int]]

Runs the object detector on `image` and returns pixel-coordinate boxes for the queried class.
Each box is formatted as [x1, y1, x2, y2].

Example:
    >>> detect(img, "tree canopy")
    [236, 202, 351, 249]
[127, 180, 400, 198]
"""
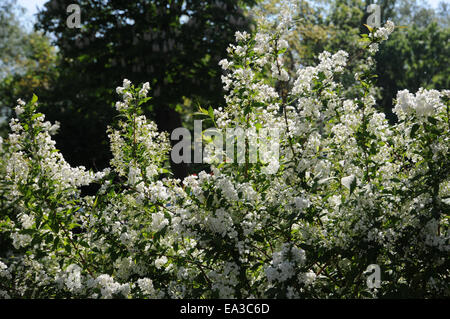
[0, 0, 58, 136]
[31, 0, 256, 178]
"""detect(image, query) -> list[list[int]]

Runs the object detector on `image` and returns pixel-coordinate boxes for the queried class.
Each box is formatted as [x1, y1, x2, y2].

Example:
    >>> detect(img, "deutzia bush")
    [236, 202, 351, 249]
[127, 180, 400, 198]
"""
[0, 14, 448, 298]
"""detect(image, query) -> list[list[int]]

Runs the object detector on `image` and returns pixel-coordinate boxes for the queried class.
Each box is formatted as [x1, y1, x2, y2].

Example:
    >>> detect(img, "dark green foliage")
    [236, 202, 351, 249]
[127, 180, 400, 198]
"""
[376, 22, 450, 121]
[34, 0, 256, 177]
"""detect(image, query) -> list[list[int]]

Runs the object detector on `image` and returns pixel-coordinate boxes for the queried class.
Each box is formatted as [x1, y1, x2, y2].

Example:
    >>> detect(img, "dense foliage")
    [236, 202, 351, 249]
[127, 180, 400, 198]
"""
[1, 0, 448, 179]
[0, 0, 57, 124]
[256, 0, 450, 120]
[33, 0, 256, 178]
[0, 6, 449, 299]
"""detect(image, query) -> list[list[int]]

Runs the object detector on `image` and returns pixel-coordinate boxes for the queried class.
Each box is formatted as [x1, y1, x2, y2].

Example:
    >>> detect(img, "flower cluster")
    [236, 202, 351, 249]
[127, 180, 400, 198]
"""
[0, 16, 448, 299]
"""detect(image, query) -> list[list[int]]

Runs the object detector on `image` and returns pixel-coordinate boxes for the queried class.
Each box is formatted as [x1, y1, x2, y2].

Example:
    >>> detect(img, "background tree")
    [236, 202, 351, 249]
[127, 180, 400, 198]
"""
[376, 0, 449, 119]
[0, 0, 58, 136]
[0, 0, 27, 81]
[34, 0, 256, 179]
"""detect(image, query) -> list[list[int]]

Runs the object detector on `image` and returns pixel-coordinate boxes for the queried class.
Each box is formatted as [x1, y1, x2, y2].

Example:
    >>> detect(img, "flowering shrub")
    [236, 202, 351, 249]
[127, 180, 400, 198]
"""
[0, 12, 449, 298]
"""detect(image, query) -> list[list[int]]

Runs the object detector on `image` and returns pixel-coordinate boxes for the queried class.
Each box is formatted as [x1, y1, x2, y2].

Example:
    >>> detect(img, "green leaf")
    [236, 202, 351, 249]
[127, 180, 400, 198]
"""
[138, 97, 152, 106]
[208, 106, 214, 121]
[79, 241, 90, 248]
[53, 237, 60, 250]
[410, 124, 420, 138]
[159, 168, 171, 174]
[50, 220, 59, 233]
[427, 117, 437, 125]
[31, 94, 38, 104]
[203, 135, 213, 143]
[198, 107, 208, 115]
[317, 71, 326, 82]
[363, 24, 373, 33]
[350, 177, 357, 194]
[31, 113, 44, 121]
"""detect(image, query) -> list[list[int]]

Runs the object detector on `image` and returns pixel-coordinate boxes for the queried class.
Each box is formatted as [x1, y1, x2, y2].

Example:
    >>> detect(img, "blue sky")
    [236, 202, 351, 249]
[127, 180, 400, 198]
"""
[18, 0, 47, 18]
[17, 0, 448, 24]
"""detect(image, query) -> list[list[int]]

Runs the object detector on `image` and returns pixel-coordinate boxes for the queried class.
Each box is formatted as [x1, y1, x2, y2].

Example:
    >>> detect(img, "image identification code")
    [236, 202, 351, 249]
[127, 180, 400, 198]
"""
[180, 303, 270, 316]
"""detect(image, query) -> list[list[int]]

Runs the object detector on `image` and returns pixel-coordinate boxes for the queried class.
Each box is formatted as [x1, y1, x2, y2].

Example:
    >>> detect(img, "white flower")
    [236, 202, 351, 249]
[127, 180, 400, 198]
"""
[127, 166, 141, 187]
[221, 75, 232, 90]
[217, 178, 238, 201]
[341, 175, 356, 190]
[385, 20, 395, 34]
[115, 101, 126, 111]
[206, 208, 234, 237]
[414, 89, 439, 117]
[137, 278, 155, 296]
[235, 31, 250, 42]
[293, 196, 310, 211]
[277, 39, 288, 50]
[151, 211, 169, 232]
[123, 79, 131, 89]
[265, 244, 305, 283]
[10, 233, 32, 249]
[0, 261, 10, 280]
[262, 159, 280, 175]
[19, 213, 34, 229]
[271, 62, 289, 81]
[374, 20, 395, 40]
[155, 256, 168, 269]
[123, 92, 133, 102]
[395, 89, 414, 114]
[116, 86, 124, 94]
[65, 264, 82, 292]
[394, 88, 440, 118]
[219, 59, 232, 70]
[96, 274, 129, 298]
[49, 121, 60, 135]
[301, 270, 316, 285]
[145, 164, 158, 180]
[15, 105, 25, 116]
[291, 246, 306, 264]
[368, 43, 379, 54]
[139, 82, 150, 96]
[148, 181, 169, 201]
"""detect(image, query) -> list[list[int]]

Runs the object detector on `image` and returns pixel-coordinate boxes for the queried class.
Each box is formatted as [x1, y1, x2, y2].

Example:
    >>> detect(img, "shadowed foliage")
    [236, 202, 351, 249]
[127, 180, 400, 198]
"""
[34, 0, 256, 178]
